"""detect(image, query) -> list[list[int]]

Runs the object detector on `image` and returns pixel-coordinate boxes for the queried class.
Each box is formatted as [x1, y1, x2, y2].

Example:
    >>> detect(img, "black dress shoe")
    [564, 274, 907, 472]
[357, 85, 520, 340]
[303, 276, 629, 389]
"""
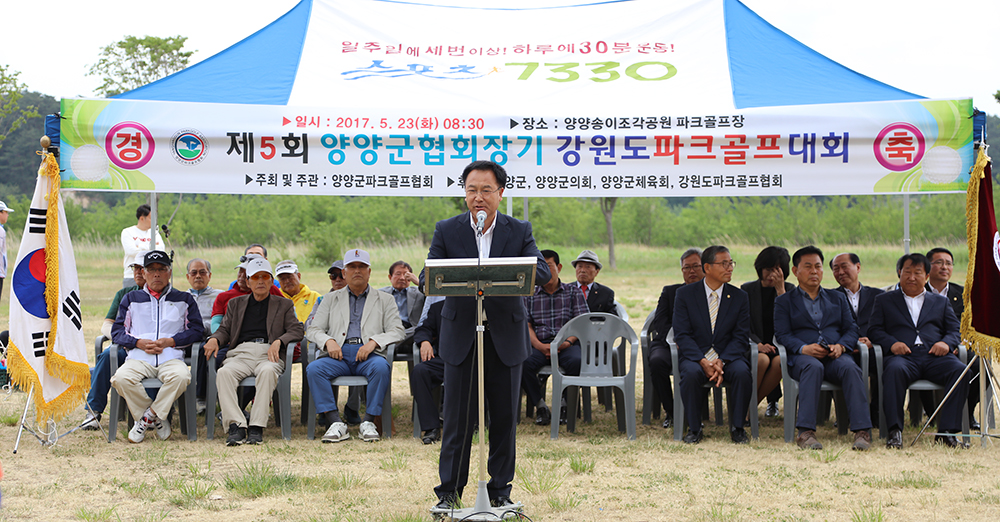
[886, 429, 903, 449]
[682, 429, 703, 444]
[730, 427, 749, 444]
[661, 416, 673, 429]
[343, 406, 363, 426]
[534, 406, 551, 426]
[935, 434, 969, 449]
[421, 428, 441, 445]
[559, 405, 568, 425]
[765, 402, 779, 418]
[970, 415, 981, 431]
[435, 493, 460, 510]
[490, 496, 516, 508]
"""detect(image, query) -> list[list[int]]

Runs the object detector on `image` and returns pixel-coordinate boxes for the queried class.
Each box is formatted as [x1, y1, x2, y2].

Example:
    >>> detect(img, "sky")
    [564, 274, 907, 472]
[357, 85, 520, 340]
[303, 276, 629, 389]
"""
[1, 0, 998, 114]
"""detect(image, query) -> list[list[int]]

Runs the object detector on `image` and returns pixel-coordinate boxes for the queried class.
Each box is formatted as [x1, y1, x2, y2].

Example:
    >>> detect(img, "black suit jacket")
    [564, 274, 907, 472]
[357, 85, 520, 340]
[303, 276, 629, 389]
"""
[673, 282, 751, 363]
[649, 283, 682, 350]
[413, 300, 443, 357]
[741, 280, 795, 345]
[774, 287, 859, 368]
[582, 281, 616, 314]
[834, 284, 884, 338]
[926, 282, 964, 320]
[867, 290, 961, 355]
[422, 211, 550, 368]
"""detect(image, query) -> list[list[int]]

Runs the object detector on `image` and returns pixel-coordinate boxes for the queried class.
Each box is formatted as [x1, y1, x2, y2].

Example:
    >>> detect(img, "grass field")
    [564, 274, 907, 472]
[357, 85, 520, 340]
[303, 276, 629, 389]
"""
[0, 239, 997, 522]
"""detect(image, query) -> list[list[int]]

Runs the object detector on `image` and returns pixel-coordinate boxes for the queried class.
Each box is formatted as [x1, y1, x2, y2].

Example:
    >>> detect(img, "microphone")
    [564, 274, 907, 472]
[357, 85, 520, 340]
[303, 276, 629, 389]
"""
[476, 210, 487, 235]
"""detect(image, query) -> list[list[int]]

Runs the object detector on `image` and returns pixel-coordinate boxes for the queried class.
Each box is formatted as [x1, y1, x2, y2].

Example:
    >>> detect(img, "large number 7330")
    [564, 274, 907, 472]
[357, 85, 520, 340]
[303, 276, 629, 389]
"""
[505, 62, 677, 82]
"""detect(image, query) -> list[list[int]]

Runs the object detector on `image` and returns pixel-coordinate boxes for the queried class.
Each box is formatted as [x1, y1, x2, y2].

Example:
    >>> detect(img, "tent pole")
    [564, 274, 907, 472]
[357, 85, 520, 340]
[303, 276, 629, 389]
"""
[902, 194, 910, 254]
[507, 195, 512, 216]
[523, 197, 529, 221]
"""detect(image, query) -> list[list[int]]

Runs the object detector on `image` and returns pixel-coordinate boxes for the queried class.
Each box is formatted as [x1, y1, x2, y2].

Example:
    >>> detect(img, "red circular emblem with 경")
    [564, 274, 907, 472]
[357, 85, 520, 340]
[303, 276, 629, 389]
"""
[873, 122, 925, 172]
[105, 121, 155, 170]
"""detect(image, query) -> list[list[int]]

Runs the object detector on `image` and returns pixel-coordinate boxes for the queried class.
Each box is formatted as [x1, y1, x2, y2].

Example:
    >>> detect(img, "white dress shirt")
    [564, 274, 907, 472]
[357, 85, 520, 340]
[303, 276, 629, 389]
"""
[902, 290, 925, 345]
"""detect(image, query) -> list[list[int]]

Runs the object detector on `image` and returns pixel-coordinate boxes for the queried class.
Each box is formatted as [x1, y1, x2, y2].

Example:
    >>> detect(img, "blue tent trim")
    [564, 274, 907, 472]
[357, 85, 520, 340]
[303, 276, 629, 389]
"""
[724, 0, 922, 109]
[116, 0, 312, 104]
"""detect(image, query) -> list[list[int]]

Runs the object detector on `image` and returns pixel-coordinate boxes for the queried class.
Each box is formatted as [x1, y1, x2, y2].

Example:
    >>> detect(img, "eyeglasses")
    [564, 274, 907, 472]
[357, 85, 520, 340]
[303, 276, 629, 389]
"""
[681, 264, 702, 272]
[145, 267, 169, 274]
[931, 260, 954, 267]
[249, 273, 271, 281]
[329, 272, 345, 280]
[465, 187, 498, 198]
[188, 270, 209, 276]
[706, 261, 736, 269]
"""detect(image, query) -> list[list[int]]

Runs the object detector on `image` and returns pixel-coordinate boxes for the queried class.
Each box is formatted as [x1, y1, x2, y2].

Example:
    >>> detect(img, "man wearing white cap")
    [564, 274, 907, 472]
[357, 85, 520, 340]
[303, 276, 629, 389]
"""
[0, 200, 12, 298]
[276, 259, 321, 323]
[204, 257, 303, 445]
[571, 249, 617, 315]
[306, 248, 405, 442]
[110, 250, 204, 443]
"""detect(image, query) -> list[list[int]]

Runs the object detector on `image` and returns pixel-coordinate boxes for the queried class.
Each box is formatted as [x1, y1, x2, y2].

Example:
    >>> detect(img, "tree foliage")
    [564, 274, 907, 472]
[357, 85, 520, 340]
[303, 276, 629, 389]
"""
[0, 91, 59, 196]
[0, 64, 40, 150]
[87, 36, 193, 97]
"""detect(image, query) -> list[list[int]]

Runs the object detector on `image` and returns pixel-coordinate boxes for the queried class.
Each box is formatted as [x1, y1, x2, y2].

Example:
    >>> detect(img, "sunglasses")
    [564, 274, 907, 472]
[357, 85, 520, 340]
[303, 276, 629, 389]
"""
[329, 272, 345, 280]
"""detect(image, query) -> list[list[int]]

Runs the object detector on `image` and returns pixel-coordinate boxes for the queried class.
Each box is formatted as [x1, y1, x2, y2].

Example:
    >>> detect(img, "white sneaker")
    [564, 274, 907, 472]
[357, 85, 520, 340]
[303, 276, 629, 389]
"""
[81, 412, 101, 431]
[322, 422, 350, 443]
[128, 415, 151, 443]
[359, 420, 380, 442]
[151, 414, 171, 440]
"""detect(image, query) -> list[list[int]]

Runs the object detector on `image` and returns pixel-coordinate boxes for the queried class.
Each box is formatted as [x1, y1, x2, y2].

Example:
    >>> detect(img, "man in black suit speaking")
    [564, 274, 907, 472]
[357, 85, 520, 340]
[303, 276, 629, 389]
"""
[422, 160, 550, 511]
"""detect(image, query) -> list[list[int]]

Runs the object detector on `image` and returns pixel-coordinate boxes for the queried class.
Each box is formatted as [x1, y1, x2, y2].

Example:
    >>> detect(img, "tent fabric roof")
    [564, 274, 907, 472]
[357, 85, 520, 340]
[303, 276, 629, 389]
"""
[118, 0, 922, 109]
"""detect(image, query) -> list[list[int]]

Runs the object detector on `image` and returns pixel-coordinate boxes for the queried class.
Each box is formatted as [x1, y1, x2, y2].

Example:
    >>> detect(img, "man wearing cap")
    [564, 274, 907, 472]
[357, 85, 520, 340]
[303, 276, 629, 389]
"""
[275, 259, 321, 323]
[210, 253, 284, 334]
[571, 249, 617, 315]
[110, 250, 204, 443]
[205, 257, 303, 445]
[379, 260, 426, 342]
[328, 260, 347, 292]
[120, 204, 164, 288]
[185, 258, 223, 413]
[0, 200, 11, 298]
[81, 251, 148, 430]
[421, 160, 550, 511]
[306, 249, 405, 442]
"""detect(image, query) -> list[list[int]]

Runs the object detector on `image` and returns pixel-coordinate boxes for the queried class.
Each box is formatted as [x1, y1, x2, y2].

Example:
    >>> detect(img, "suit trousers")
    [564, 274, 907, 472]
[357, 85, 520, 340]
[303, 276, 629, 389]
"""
[679, 357, 751, 432]
[884, 348, 969, 432]
[217, 342, 284, 429]
[646, 343, 674, 416]
[110, 358, 191, 421]
[789, 354, 871, 432]
[412, 357, 446, 431]
[88, 346, 130, 413]
[436, 334, 520, 501]
[306, 344, 390, 417]
[521, 343, 581, 407]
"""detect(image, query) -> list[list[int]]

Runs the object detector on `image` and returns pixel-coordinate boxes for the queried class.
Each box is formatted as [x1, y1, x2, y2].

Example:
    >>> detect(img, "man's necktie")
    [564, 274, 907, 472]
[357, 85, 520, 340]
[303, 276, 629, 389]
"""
[581, 284, 588, 300]
[705, 291, 720, 361]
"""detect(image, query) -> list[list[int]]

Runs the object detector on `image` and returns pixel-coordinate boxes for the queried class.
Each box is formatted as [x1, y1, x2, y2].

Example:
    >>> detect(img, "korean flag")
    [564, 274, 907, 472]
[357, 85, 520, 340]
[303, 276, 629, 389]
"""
[7, 153, 90, 423]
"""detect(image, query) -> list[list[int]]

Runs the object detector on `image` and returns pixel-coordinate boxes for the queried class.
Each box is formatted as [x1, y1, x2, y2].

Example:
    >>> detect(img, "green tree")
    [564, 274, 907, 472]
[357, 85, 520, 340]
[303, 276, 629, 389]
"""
[0, 64, 40, 149]
[87, 36, 194, 97]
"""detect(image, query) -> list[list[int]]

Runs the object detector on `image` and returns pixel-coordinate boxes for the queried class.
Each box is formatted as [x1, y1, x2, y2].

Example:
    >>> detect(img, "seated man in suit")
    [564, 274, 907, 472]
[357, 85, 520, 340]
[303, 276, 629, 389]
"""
[306, 248, 405, 442]
[868, 253, 968, 449]
[774, 245, 872, 451]
[379, 260, 426, 346]
[926, 247, 977, 428]
[571, 249, 617, 315]
[204, 257, 303, 446]
[830, 252, 884, 422]
[647, 248, 704, 429]
[673, 245, 753, 444]
[411, 295, 446, 444]
[110, 250, 204, 443]
[523, 249, 590, 425]
[742, 246, 794, 417]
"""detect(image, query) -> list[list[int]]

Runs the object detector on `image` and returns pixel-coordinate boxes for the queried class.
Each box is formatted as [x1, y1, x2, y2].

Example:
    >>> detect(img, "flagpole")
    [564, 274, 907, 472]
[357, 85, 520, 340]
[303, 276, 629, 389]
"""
[13, 384, 34, 454]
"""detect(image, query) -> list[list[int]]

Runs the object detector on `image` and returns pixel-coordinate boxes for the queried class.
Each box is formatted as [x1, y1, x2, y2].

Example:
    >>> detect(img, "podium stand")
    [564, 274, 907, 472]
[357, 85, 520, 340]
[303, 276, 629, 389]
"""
[425, 256, 538, 521]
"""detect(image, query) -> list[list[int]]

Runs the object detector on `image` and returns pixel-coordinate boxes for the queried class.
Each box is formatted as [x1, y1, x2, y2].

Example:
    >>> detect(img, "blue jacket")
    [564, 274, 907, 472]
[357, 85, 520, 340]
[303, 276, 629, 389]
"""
[774, 287, 859, 367]
[112, 284, 204, 367]
[672, 281, 751, 364]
